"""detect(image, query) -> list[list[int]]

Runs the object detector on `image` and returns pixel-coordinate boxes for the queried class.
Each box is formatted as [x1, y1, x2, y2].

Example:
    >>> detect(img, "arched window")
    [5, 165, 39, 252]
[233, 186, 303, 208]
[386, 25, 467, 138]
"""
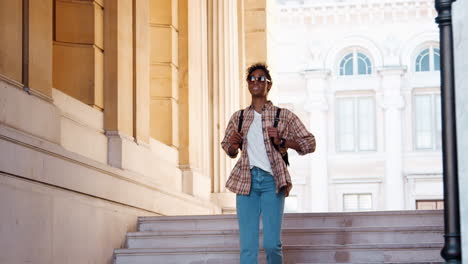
[339, 54, 353, 76]
[415, 45, 440, 72]
[339, 50, 372, 76]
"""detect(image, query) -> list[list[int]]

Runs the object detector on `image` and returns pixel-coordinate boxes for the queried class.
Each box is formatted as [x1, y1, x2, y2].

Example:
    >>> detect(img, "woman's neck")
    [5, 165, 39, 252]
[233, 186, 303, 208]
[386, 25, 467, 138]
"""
[251, 96, 268, 113]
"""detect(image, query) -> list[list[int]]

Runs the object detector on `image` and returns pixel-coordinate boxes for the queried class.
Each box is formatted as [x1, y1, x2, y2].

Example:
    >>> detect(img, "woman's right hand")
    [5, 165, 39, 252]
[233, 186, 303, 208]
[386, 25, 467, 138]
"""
[228, 131, 243, 151]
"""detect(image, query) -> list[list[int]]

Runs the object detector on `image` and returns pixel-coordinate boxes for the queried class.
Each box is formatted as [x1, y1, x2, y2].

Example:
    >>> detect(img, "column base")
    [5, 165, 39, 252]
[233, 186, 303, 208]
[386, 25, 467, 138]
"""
[211, 192, 236, 214]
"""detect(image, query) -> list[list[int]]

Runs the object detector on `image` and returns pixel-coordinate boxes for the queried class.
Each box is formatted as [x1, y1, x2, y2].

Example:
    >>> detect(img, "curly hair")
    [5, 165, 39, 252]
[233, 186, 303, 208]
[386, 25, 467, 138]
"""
[246, 63, 273, 85]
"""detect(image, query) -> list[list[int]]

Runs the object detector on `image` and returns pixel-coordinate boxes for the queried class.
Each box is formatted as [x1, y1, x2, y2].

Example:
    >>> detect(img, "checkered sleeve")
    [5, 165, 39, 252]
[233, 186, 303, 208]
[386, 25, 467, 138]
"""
[221, 110, 240, 158]
[288, 111, 316, 155]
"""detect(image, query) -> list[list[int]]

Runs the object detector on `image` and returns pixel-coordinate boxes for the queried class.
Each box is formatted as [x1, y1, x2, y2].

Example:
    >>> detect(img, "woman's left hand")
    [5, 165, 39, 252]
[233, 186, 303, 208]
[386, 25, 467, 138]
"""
[267, 127, 281, 145]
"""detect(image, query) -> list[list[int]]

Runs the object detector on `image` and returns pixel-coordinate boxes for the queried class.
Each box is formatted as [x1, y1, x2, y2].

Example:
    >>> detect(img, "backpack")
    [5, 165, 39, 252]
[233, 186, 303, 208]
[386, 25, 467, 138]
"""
[238, 108, 290, 166]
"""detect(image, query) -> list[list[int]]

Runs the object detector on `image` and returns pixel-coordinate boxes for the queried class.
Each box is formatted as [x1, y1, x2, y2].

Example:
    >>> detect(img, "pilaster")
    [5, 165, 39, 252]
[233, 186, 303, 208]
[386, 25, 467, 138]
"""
[104, 0, 135, 167]
[29, 0, 53, 98]
[0, 0, 22, 83]
[187, 0, 211, 198]
[303, 69, 330, 212]
[133, 0, 150, 144]
[208, 0, 241, 208]
[377, 66, 406, 210]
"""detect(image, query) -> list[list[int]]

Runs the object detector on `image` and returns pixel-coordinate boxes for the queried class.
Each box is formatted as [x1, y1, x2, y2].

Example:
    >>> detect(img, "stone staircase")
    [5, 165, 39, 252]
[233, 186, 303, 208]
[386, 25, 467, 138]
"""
[113, 210, 444, 264]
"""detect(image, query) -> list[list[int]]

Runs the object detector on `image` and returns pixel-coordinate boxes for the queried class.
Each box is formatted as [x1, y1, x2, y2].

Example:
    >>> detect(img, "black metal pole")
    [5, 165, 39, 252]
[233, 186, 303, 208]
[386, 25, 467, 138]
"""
[434, 0, 461, 263]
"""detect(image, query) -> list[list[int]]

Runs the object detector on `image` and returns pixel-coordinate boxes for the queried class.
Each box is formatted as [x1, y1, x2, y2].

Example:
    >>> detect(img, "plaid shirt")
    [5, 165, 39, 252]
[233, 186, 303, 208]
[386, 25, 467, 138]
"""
[221, 101, 316, 197]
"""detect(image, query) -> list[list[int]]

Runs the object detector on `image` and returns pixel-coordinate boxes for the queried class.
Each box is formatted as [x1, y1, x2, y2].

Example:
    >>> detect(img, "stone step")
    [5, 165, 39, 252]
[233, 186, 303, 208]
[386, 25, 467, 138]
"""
[114, 243, 444, 264]
[125, 226, 443, 249]
[138, 210, 443, 232]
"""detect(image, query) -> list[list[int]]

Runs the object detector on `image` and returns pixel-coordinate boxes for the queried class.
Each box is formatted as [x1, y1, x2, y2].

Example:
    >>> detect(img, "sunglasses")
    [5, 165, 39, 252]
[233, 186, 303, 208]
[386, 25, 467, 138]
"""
[247, 75, 271, 83]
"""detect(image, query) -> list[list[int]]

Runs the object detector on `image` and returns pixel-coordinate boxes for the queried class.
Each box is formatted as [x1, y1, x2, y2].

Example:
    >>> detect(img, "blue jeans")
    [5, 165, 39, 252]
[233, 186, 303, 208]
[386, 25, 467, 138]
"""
[236, 167, 285, 264]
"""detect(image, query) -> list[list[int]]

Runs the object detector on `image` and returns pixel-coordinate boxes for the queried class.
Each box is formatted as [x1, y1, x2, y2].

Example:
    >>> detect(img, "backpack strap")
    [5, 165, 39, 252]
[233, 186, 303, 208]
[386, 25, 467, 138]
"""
[271, 108, 281, 150]
[237, 110, 244, 133]
[273, 108, 281, 128]
[272, 108, 290, 166]
[237, 110, 244, 150]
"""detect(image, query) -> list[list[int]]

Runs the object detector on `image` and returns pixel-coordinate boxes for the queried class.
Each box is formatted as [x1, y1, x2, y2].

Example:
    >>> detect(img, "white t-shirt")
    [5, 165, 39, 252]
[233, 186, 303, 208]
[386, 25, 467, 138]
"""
[247, 111, 273, 174]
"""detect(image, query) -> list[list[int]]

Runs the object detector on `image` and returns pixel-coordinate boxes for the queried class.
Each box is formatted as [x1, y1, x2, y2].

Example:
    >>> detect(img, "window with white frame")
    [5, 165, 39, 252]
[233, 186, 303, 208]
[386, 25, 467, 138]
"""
[415, 45, 440, 72]
[339, 49, 372, 76]
[416, 200, 444, 210]
[336, 96, 376, 152]
[413, 93, 441, 150]
[343, 193, 372, 211]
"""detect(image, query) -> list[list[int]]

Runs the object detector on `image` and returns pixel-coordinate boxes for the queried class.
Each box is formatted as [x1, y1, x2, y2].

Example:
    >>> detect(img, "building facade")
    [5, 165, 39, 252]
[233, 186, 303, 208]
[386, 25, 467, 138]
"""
[0, 0, 278, 262]
[272, 0, 444, 213]
[2, 0, 468, 263]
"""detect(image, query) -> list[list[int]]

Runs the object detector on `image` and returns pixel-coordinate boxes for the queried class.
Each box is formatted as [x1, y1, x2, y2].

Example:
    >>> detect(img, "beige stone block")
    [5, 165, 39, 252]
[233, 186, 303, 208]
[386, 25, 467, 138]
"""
[120, 136, 183, 191]
[193, 171, 212, 200]
[150, 64, 176, 97]
[53, 0, 106, 48]
[0, 179, 53, 264]
[52, 88, 104, 132]
[0, 0, 22, 83]
[245, 32, 268, 64]
[172, 27, 179, 66]
[94, 46, 104, 108]
[53, 43, 103, 108]
[0, 123, 219, 214]
[95, 0, 104, 7]
[150, 0, 177, 26]
[150, 98, 173, 145]
[244, 0, 267, 9]
[52, 89, 107, 163]
[244, 9, 267, 32]
[171, 97, 179, 148]
[55, 1, 94, 44]
[0, 80, 61, 144]
[178, 95, 189, 163]
[150, 26, 175, 63]
[171, 63, 179, 99]
[52, 195, 131, 263]
[172, 0, 179, 29]
[94, 2, 104, 49]
[0, 174, 155, 264]
[29, 0, 53, 97]
[60, 113, 107, 164]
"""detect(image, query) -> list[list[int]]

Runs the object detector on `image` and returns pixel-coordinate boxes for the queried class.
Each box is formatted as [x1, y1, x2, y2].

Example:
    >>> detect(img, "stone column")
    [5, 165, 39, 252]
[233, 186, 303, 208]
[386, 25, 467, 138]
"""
[208, 0, 241, 210]
[186, 0, 211, 198]
[303, 69, 330, 212]
[378, 67, 406, 210]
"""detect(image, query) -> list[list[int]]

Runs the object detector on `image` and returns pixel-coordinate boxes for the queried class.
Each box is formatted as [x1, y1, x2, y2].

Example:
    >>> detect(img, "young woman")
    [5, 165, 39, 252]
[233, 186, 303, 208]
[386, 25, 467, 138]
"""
[221, 63, 316, 264]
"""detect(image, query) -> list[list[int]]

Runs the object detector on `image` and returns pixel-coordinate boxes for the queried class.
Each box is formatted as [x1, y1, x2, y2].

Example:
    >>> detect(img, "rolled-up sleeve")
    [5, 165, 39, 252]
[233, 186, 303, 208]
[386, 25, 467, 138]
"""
[221, 111, 239, 158]
[289, 113, 316, 155]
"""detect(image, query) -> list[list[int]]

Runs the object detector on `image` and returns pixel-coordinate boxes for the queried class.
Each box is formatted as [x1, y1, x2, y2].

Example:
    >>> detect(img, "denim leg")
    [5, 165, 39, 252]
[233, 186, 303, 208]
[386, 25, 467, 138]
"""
[236, 169, 261, 264]
[260, 172, 285, 264]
